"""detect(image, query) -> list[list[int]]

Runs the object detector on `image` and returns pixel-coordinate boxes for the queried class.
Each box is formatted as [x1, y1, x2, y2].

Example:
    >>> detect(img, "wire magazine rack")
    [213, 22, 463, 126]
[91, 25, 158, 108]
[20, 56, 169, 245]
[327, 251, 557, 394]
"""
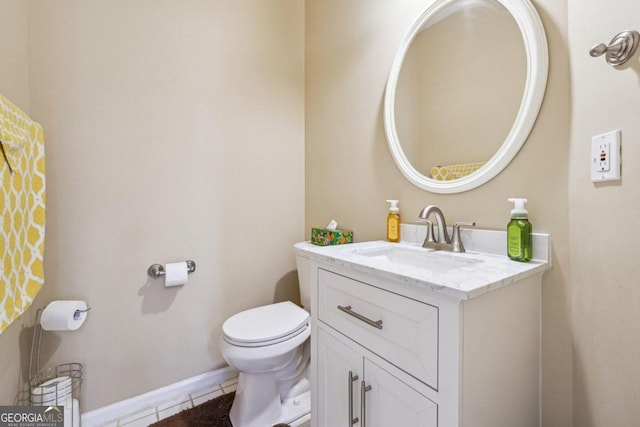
[28, 308, 84, 426]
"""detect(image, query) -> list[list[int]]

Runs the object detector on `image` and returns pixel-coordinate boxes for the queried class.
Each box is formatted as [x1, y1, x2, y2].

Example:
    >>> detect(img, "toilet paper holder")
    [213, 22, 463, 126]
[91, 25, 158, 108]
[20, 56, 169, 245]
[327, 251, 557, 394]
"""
[148, 260, 196, 278]
[73, 307, 91, 320]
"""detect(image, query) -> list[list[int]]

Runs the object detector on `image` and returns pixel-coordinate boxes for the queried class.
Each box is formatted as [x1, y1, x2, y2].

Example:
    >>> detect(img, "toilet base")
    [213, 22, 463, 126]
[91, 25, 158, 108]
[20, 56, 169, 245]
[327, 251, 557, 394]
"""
[228, 375, 310, 427]
[277, 390, 311, 427]
[229, 372, 281, 427]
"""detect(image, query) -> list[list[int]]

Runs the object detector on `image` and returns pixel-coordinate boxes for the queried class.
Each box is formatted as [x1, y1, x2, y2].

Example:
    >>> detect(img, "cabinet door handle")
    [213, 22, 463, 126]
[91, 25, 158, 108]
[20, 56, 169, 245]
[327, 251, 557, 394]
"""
[361, 381, 372, 427]
[337, 305, 383, 330]
[348, 371, 359, 425]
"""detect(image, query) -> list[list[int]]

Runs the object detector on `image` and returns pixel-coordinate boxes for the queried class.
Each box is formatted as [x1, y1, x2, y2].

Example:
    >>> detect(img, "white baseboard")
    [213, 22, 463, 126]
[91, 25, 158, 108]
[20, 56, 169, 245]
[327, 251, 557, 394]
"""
[81, 365, 237, 427]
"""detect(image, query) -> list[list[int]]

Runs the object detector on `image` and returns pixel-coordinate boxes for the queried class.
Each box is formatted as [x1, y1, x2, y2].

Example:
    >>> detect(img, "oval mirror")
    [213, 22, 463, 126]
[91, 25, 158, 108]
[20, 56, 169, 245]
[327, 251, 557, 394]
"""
[384, 0, 548, 193]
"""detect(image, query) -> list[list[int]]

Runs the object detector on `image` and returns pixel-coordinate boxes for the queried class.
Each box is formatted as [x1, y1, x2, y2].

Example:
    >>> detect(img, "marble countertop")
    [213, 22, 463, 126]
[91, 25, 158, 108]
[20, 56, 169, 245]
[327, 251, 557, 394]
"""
[294, 239, 549, 300]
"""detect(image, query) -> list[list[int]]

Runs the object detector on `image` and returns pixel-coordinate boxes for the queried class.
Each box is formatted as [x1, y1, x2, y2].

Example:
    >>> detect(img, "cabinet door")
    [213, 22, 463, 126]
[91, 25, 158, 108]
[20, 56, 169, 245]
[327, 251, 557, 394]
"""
[317, 327, 363, 427]
[363, 359, 438, 427]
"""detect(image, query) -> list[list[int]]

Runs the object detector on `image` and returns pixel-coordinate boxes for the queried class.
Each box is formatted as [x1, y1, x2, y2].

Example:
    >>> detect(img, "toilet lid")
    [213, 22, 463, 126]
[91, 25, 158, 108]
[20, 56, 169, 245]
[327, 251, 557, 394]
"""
[223, 301, 310, 344]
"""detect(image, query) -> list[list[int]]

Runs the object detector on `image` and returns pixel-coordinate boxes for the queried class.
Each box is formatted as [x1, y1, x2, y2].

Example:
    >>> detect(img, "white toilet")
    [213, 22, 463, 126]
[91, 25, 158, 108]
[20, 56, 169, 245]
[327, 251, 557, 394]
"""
[219, 254, 312, 427]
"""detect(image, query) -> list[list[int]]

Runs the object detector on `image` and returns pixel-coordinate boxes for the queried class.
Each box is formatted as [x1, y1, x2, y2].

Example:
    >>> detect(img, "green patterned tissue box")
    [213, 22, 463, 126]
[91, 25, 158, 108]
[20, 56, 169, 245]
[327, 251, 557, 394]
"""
[311, 228, 353, 246]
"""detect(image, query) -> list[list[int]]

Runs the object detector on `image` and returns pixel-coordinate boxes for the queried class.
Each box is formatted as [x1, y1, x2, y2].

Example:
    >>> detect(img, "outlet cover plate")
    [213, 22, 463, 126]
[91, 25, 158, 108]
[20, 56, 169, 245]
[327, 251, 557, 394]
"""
[591, 130, 621, 182]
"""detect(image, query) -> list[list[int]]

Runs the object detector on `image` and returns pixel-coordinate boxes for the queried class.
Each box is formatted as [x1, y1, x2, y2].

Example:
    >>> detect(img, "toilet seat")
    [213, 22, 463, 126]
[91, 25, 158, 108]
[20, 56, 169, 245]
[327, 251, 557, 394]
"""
[223, 301, 309, 348]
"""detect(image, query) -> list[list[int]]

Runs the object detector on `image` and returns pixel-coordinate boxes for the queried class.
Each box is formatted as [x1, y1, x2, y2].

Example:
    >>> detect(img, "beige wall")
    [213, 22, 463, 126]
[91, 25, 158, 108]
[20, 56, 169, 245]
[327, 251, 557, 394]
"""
[0, 0, 31, 406]
[306, 0, 572, 425]
[0, 0, 304, 411]
[569, 1, 640, 426]
[0, 1, 30, 111]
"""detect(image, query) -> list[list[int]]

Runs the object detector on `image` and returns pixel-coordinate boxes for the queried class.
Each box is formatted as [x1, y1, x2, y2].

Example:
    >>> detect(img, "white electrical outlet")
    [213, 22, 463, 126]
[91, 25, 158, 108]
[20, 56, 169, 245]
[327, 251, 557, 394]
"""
[591, 130, 621, 182]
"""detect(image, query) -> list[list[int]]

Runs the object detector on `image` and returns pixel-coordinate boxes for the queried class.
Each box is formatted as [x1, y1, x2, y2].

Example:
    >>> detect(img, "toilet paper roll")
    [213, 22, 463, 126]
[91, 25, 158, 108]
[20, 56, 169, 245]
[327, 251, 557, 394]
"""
[72, 398, 79, 427]
[32, 376, 72, 406]
[41, 301, 88, 331]
[63, 398, 79, 427]
[165, 261, 188, 287]
[64, 403, 72, 427]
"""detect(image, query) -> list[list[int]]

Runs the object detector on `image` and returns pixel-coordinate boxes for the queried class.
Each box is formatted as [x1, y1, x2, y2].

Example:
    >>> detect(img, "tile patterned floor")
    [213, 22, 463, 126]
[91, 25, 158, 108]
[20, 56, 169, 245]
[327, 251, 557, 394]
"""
[101, 378, 238, 427]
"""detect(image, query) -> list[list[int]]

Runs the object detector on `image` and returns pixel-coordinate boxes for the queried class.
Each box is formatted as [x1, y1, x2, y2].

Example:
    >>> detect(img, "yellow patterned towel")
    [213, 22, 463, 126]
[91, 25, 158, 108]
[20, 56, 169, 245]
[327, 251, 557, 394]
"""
[430, 162, 485, 181]
[0, 94, 46, 334]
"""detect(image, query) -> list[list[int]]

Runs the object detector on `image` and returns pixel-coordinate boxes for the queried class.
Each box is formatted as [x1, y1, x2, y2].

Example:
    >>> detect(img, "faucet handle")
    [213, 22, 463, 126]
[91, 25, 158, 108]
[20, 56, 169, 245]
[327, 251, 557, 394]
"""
[416, 218, 436, 246]
[451, 222, 476, 253]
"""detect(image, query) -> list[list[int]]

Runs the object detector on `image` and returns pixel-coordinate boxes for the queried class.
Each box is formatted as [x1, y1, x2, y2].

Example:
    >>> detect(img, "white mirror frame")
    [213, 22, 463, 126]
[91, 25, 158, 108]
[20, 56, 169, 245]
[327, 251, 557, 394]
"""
[384, 0, 548, 194]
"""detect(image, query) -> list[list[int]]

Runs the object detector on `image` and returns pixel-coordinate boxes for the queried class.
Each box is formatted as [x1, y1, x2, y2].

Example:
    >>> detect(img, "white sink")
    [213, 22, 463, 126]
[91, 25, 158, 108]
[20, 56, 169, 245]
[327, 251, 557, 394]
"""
[349, 244, 483, 274]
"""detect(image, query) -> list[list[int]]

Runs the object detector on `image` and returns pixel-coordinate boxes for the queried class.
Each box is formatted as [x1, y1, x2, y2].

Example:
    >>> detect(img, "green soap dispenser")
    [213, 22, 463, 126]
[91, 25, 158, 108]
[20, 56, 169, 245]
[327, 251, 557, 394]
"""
[507, 198, 532, 262]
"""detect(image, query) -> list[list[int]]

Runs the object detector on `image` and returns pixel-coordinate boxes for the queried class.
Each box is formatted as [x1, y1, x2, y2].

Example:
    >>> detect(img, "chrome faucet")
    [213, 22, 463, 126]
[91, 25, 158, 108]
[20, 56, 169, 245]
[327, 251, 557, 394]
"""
[417, 205, 475, 253]
[418, 205, 450, 244]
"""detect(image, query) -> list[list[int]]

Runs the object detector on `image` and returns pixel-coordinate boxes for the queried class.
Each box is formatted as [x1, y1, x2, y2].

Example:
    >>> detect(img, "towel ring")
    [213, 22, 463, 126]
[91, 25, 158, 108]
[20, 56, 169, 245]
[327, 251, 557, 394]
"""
[590, 30, 640, 66]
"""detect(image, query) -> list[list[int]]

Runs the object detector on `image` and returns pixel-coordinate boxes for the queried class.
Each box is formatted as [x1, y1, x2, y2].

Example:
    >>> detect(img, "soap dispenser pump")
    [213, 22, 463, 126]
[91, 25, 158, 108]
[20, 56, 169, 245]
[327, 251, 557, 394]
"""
[507, 198, 532, 262]
[386, 199, 401, 243]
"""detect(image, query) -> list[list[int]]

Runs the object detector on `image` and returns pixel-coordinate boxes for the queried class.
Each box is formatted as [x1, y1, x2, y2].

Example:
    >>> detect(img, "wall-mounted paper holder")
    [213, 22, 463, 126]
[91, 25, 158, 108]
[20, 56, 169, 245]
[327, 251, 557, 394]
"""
[148, 260, 196, 278]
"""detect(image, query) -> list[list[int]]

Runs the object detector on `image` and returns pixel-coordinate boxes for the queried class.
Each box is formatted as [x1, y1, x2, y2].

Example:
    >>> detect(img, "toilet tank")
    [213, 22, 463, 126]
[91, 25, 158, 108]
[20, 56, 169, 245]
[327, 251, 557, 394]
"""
[295, 253, 312, 311]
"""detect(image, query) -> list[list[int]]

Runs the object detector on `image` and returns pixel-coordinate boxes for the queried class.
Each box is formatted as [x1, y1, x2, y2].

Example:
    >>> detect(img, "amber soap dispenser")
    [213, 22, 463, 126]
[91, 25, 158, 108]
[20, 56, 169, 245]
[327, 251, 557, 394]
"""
[386, 199, 401, 243]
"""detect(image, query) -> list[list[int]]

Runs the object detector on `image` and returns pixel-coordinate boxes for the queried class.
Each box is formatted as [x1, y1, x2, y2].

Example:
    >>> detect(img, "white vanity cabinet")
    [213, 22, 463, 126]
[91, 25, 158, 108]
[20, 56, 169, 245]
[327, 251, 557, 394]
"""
[296, 239, 549, 427]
